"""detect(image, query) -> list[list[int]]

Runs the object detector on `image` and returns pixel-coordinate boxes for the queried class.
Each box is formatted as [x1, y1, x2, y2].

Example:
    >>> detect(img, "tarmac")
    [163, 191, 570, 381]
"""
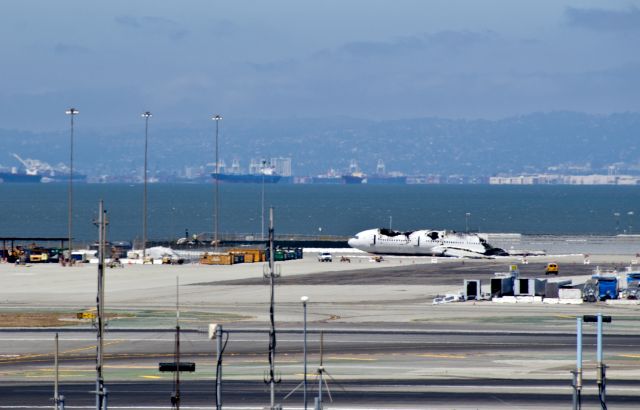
[2, 251, 640, 408]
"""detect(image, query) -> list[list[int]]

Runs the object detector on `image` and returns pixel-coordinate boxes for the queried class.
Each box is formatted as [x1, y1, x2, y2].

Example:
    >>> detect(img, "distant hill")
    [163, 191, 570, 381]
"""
[1, 111, 638, 178]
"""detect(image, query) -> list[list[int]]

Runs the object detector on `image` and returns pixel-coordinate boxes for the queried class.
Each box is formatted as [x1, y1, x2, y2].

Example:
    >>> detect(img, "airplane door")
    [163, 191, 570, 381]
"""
[371, 235, 376, 246]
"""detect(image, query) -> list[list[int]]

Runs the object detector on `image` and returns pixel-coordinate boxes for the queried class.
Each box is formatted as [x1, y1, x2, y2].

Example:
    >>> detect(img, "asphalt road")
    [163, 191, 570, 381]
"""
[2, 328, 640, 408]
[208, 261, 610, 286]
[2, 379, 640, 409]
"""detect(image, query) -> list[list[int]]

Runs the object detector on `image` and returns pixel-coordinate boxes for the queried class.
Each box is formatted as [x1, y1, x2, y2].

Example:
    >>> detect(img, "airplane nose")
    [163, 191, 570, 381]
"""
[348, 237, 356, 247]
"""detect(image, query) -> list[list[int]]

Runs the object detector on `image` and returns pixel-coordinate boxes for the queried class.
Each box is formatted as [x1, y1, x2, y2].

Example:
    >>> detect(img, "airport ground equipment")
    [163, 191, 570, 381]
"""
[625, 272, 640, 286]
[490, 277, 514, 297]
[590, 276, 619, 300]
[464, 280, 481, 300]
[545, 279, 572, 298]
[514, 278, 546, 296]
[545, 262, 559, 275]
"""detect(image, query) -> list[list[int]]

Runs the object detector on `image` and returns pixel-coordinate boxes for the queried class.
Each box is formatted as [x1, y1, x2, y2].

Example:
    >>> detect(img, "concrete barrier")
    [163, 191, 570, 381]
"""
[559, 288, 582, 300]
[606, 299, 640, 305]
[558, 299, 583, 305]
[543, 298, 559, 304]
[492, 296, 517, 304]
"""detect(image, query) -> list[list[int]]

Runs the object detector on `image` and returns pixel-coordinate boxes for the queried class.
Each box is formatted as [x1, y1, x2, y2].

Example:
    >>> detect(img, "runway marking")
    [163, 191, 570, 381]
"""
[0, 340, 125, 364]
[140, 375, 162, 379]
[417, 353, 466, 359]
[619, 354, 640, 358]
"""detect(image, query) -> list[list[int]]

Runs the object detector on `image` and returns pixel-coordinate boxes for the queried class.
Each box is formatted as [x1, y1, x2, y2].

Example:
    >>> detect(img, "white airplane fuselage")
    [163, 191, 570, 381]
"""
[348, 228, 504, 258]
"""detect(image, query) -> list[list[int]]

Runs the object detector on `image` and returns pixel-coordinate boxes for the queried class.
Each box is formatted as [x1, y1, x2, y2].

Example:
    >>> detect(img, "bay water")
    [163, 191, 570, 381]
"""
[1, 184, 639, 242]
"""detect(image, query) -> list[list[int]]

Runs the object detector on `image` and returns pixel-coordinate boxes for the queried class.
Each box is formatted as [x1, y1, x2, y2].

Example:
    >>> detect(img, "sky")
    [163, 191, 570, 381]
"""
[1, 0, 639, 130]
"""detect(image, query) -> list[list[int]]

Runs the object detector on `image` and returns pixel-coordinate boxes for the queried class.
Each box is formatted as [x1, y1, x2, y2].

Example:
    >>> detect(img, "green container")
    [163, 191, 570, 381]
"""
[274, 250, 286, 261]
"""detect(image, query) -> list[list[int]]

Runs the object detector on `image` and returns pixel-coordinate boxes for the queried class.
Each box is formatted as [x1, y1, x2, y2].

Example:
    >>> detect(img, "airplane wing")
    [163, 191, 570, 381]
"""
[438, 247, 494, 259]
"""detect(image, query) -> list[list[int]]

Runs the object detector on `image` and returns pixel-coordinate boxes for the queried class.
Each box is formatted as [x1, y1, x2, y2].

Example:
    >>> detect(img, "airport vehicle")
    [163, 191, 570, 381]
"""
[626, 282, 640, 299]
[348, 228, 507, 257]
[545, 263, 559, 275]
[317, 252, 333, 262]
[584, 276, 619, 302]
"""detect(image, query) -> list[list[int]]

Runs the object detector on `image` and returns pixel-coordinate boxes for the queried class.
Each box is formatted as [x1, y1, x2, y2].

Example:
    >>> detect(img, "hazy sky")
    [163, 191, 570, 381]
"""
[1, 0, 639, 130]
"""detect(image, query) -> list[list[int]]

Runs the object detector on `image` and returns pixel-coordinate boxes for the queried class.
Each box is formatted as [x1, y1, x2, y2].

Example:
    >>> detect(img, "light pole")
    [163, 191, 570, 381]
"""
[212, 115, 223, 250]
[465, 212, 471, 233]
[628, 211, 635, 234]
[301, 296, 309, 410]
[142, 111, 152, 259]
[614, 212, 620, 234]
[65, 108, 78, 265]
[261, 159, 267, 241]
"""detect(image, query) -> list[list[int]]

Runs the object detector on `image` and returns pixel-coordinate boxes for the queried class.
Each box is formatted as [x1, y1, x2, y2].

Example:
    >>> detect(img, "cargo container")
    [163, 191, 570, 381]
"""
[230, 248, 264, 263]
[274, 250, 286, 261]
[200, 253, 233, 265]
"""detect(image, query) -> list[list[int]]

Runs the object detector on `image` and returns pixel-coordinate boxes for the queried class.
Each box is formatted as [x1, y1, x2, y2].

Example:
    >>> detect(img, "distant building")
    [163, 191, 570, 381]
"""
[489, 174, 640, 185]
[271, 157, 292, 176]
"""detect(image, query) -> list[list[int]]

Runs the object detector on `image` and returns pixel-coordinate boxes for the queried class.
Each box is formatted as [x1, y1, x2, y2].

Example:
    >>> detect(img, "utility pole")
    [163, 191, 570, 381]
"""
[94, 200, 108, 409]
[208, 323, 225, 410]
[54, 333, 65, 409]
[317, 331, 324, 410]
[141, 111, 152, 259]
[263, 207, 281, 409]
[211, 115, 223, 251]
[302, 296, 309, 410]
[65, 108, 79, 265]
[596, 314, 607, 409]
[216, 324, 223, 410]
[173, 277, 181, 409]
[261, 160, 267, 241]
[572, 317, 582, 410]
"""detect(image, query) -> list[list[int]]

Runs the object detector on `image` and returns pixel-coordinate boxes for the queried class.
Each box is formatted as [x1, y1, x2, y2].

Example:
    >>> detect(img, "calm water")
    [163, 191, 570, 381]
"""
[0, 183, 638, 241]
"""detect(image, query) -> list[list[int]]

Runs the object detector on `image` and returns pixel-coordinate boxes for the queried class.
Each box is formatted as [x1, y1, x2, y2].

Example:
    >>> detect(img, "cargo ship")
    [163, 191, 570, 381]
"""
[211, 159, 283, 184]
[365, 175, 407, 185]
[211, 173, 282, 184]
[0, 170, 41, 183]
[363, 159, 407, 184]
[0, 154, 86, 183]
